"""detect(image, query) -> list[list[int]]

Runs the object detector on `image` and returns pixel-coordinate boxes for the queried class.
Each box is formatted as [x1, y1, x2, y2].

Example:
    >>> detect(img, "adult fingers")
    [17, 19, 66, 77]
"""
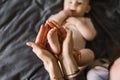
[26, 42, 43, 57]
[26, 42, 55, 62]
[62, 29, 73, 55]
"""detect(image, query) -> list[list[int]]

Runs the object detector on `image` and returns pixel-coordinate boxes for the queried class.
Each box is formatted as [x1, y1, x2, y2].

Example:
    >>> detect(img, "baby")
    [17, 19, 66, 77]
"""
[36, 0, 96, 67]
[46, 0, 97, 66]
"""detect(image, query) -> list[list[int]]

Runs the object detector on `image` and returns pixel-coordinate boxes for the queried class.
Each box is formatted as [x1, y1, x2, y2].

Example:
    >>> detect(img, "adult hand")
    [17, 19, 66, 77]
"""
[59, 29, 79, 79]
[26, 41, 64, 80]
[26, 24, 80, 80]
[26, 27, 64, 80]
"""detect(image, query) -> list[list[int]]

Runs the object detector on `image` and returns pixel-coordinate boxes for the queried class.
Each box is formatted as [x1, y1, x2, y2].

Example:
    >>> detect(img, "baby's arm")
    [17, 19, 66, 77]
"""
[48, 10, 71, 25]
[67, 17, 97, 41]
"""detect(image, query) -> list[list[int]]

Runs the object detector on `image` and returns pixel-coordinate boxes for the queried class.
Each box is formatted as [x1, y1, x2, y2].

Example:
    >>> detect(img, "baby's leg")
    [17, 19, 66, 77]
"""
[47, 28, 60, 55]
[74, 48, 95, 66]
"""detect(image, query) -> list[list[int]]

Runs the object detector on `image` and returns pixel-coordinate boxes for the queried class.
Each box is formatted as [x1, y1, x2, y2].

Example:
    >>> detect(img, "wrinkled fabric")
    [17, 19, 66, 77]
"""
[0, 0, 120, 80]
[87, 66, 109, 80]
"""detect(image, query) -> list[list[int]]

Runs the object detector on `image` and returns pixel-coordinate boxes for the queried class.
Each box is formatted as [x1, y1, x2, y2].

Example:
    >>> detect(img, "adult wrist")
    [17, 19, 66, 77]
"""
[48, 61, 64, 80]
[64, 70, 80, 80]
[60, 54, 79, 76]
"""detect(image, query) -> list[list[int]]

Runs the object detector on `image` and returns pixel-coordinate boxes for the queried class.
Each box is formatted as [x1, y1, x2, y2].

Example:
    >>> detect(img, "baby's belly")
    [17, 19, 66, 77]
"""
[73, 35, 86, 50]
[73, 31, 86, 50]
[63, 23, 86, 50]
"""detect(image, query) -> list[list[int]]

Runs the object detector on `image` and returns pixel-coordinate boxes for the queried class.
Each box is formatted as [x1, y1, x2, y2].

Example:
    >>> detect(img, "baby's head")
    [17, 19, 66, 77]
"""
[64, 0, 91, 17]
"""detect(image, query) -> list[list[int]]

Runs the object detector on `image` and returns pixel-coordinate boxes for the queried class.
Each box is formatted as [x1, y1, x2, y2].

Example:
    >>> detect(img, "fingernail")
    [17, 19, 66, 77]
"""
[65, 27, 69, 30]
[26, 42, 30, 46]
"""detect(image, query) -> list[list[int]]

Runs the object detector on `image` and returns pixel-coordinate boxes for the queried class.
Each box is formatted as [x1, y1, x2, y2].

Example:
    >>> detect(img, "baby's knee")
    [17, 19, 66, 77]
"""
[80, 48, 95, 59]
[78, 49, 95, 65]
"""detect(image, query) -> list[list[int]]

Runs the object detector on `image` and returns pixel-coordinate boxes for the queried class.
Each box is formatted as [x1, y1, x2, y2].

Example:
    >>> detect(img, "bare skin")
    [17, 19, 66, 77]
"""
[47, 27, 60, 54]
[27, 0, 96, 79]
[48, 0, 96, 66]
[27, 29, 79, 80]
[110, 58, 120, 80]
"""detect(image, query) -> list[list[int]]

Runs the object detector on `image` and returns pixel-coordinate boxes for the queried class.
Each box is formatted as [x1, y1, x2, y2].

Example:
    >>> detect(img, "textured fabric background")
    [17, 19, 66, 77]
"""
[0, 0, 120, 80]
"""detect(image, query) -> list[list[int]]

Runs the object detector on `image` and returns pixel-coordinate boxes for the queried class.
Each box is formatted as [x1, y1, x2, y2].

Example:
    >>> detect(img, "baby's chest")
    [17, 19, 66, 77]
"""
[63, 23, 86, 50]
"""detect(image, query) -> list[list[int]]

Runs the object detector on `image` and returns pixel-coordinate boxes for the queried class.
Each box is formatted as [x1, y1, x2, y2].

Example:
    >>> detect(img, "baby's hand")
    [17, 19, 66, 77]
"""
[63, 10, 72, 16]
[48, 10, 72, 25]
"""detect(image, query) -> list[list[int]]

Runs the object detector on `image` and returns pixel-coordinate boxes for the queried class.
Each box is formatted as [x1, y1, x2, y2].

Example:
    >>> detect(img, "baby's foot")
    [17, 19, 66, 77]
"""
[47, 27, 60, 55]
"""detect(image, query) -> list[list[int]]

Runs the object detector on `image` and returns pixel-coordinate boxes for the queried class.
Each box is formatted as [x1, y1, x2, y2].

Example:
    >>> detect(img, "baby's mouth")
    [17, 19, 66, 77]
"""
[71, 13, 78, 17]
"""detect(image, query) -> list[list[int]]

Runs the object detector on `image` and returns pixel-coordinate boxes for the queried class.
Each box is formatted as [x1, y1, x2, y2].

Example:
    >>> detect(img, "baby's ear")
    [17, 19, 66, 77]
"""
[85, 5, 91, 13]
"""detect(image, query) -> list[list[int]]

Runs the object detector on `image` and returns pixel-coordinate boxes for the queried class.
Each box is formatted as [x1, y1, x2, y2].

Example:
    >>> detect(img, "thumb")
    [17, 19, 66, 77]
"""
[26, 42, 57, 64]
[26, 42, 38, 49]
[26, 42, 42, 55]
[62, 29, 73, 55]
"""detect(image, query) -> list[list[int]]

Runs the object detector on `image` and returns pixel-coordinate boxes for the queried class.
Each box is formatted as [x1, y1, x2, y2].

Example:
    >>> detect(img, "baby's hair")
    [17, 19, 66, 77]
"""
[86, 0, 91, 4]
[87, 0, 93, 5]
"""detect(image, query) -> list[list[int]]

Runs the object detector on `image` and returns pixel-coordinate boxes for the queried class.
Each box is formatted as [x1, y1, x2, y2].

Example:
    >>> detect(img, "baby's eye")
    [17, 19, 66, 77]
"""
[77, 2, 82, 5]
[69, 1, 72, 4]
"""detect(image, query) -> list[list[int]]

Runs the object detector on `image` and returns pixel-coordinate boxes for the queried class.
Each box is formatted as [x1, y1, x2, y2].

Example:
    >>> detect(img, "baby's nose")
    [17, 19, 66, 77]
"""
[70, 3, 77, 11]
[70, 9, 76, 13]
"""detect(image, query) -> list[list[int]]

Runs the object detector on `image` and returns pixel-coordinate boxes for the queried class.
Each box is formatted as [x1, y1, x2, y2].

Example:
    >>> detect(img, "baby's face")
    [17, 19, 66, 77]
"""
[64, 0, 90, 17]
